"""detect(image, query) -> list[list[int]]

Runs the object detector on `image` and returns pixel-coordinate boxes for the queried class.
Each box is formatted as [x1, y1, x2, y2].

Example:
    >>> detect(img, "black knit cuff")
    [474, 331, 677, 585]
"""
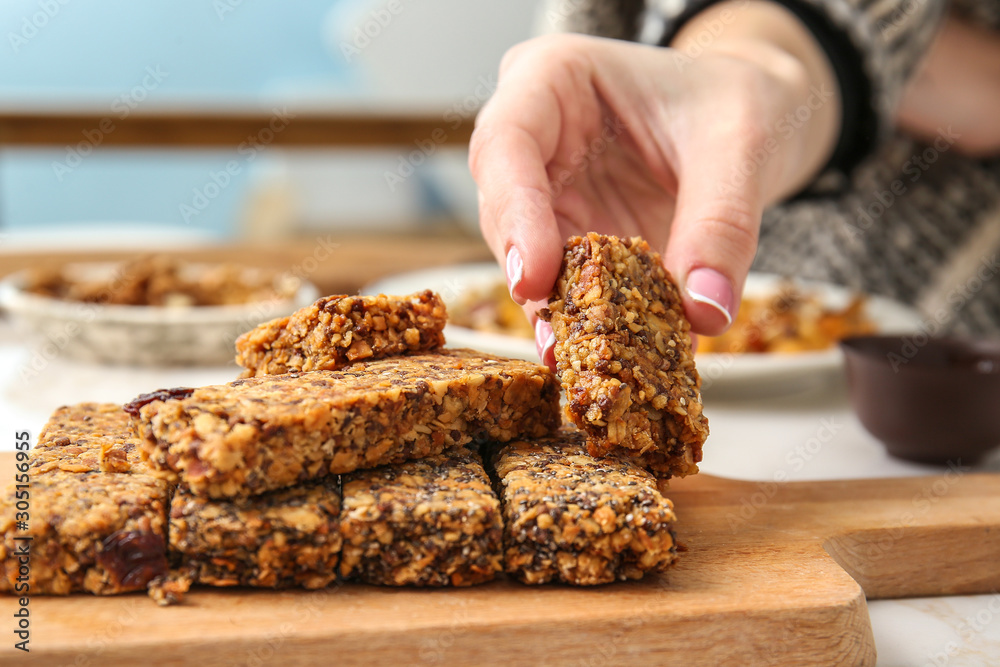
[657, 0, 877, 185]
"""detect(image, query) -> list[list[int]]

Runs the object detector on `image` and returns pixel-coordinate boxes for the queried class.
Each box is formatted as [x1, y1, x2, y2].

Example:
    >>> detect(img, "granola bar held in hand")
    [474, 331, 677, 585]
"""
[0, 404, 170, 595]
[128, 349, 560, 498]
[340, 446, 502, 586]
[494, 429, 679, 585]
[170, 480, 342, 589]
[541, 233, 708, 478]
[235, 290, 448, 377]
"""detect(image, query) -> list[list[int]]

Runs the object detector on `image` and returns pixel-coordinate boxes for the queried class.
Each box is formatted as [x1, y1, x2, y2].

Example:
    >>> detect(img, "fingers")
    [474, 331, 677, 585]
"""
[531, 313, 557, 371]
[471, 125, 565, 307]
[664, 129, 765, 336]
[470, 36, 593, 307]
[535, 320, 556, 370]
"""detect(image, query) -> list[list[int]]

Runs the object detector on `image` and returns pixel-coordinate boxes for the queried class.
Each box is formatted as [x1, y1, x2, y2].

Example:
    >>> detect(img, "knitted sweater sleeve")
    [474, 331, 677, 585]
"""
[541, 0, 949, 177]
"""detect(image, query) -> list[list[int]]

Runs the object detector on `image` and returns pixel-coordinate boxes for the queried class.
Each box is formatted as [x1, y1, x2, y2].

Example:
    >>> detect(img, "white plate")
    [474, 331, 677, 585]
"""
[696, 273, 923, 396]
[363, 265, 925, 396]
[365, 263, 537, 360]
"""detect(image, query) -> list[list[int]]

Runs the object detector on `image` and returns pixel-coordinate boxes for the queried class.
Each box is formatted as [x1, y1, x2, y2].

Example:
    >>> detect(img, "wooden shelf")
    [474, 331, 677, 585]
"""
[0, 110, 475, 148]
[0, 233, 493, 296]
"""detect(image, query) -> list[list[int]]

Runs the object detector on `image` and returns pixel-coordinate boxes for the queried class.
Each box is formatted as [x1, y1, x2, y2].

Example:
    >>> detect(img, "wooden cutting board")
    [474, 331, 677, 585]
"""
[3, 453, 999, 666]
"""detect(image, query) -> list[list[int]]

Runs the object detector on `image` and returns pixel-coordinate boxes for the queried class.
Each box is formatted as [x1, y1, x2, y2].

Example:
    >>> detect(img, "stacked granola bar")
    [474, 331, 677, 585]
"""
[340, 446, 503, 586]
[170, 480, 342, 589]
[235, 290, 448, 377]
[142, 294, 555, 590]
[0, 404, 171, 596]
[493, 430, 679, 585]
[3, 238, 708, 599]
[128, 350, 559, 498]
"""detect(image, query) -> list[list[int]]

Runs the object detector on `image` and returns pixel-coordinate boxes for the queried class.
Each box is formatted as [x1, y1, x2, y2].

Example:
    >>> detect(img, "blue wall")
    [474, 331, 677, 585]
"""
[0, 0, 354, 233]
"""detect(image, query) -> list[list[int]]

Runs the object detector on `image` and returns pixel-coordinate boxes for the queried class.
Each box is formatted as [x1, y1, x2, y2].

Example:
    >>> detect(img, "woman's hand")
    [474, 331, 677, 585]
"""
[897, 14, 1000, 157]
[469, 1, 841, 365]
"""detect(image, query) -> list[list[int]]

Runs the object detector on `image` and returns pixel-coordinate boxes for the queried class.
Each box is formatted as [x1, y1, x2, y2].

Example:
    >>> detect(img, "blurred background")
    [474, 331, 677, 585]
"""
[0, 0, 552, 247]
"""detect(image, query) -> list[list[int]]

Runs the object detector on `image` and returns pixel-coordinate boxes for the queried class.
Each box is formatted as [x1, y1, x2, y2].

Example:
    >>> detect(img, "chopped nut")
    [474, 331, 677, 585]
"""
[147, 571, 193, 606]
[28, 403, 152, 476]
[541, 234, 708, 478]
[169, 480, 341, 589]
[493, 430, 680, 586]
[131, 350, 560, 498]
[236, 291, 447, 377]
[1, 404, 170, 596]
[340, 446, 502, 586]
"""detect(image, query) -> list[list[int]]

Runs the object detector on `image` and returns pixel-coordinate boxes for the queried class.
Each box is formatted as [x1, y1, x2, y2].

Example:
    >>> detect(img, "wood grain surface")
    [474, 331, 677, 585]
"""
[2, 452, 998, 666]
[0, 110, 475, 148]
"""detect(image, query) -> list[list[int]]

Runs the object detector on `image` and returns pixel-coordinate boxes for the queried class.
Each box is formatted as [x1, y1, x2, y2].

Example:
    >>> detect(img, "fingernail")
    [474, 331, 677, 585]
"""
[506, 246, 524, 303]
[535, 319, 555, 366]
[685, 268, 734, 326]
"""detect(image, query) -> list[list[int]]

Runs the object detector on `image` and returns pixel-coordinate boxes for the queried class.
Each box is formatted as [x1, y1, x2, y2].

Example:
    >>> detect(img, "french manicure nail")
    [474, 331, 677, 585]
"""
[506, 246, 524, 303]
[535, 319, 555, 366]
[685, 268, 735, 327]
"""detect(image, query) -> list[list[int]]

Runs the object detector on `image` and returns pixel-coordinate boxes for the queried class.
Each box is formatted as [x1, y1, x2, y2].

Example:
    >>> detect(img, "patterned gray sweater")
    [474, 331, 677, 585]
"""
[546, 0, 1000, 335]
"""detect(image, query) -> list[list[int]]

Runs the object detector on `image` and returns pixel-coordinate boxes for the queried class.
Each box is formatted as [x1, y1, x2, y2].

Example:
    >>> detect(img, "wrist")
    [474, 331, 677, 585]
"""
[898, 15, 1000, 157]
[671, 1, 842, 201]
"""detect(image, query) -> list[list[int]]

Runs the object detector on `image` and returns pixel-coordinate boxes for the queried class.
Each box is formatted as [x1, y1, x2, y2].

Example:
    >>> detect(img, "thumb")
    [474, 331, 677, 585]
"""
[664, 145, 764, 336]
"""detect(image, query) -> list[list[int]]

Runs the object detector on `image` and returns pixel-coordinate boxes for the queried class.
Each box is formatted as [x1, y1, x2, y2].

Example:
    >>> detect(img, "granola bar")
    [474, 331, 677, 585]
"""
[0, 404, 172, 595]
[128, 349, 560, 498]
[540, 233, 708, 477]
[494, 429, 679, 585]
[340, 446, 502, 586]
[0, 473, 170, 595]
[30, 403, 149, 475]
[169, 480, 341, 589]
[235, 290, 447, 377]
[147, 571, 193, 606]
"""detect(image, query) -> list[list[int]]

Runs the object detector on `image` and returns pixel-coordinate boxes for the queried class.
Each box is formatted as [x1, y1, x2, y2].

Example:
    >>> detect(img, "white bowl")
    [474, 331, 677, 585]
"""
[0, 264, 319, 366]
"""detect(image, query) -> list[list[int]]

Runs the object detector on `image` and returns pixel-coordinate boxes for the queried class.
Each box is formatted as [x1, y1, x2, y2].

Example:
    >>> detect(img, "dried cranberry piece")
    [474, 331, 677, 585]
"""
[96, 529, 168, 590]
[123, 387, 194, 415]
